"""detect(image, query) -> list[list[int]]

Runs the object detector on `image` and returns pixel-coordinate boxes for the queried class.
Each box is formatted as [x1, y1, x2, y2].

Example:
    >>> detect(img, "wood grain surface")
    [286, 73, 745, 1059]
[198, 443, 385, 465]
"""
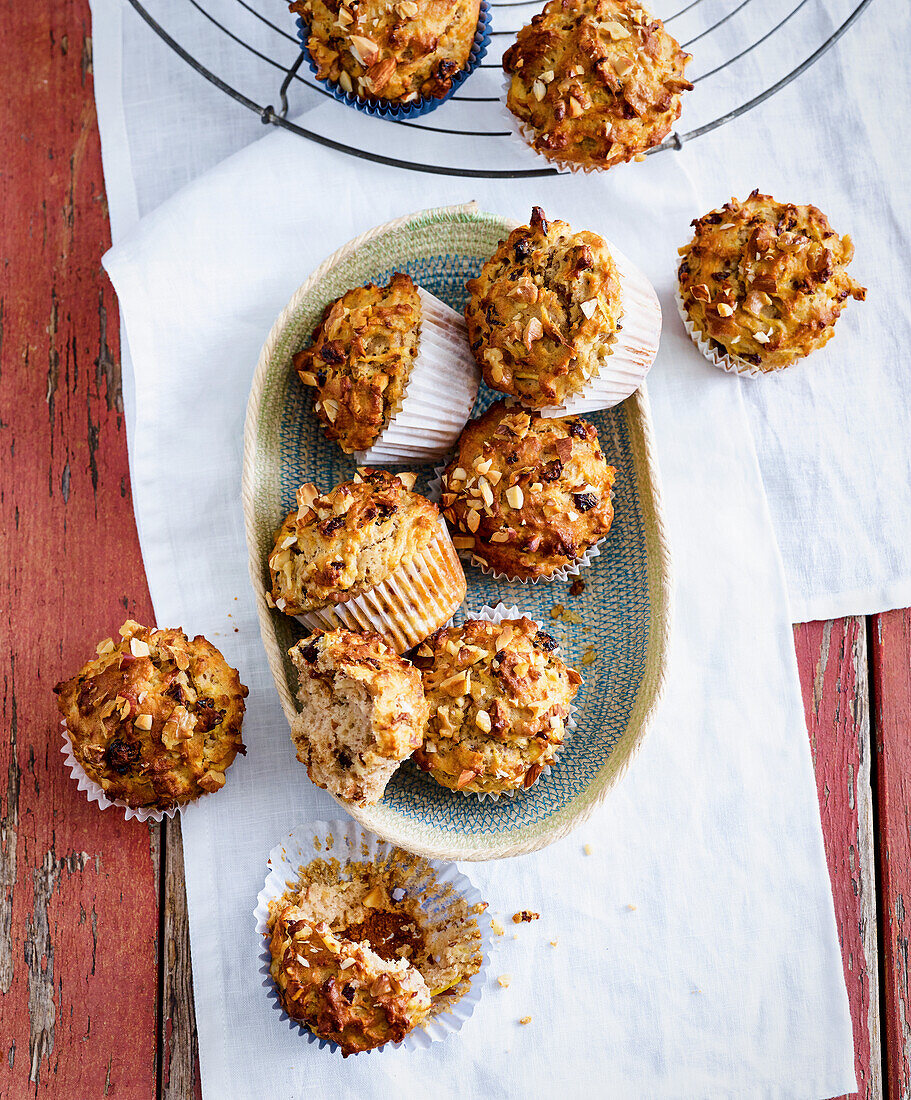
[2, 3, 908, 1099]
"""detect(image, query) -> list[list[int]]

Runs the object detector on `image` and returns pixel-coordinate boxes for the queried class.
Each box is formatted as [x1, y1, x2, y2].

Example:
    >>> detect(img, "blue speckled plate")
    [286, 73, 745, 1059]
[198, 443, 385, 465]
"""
[242, 203, 673, 860]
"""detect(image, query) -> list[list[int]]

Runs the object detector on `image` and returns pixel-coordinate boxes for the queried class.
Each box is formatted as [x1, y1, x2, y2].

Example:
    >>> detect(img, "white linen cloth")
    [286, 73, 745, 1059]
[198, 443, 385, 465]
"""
[86, 0, 911, 1094]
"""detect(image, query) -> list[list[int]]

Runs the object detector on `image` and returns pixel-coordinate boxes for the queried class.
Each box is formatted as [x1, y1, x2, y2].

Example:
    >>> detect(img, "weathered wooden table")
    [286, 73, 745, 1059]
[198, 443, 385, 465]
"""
[2, 6, 909, 1098]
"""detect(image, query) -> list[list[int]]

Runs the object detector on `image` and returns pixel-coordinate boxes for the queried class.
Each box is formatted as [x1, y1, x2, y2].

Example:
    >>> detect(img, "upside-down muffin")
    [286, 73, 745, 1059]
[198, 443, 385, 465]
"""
[267, 469, 466, 652]
[441, 402, 616, 581]
[290, 0, 482, 105]
[677, 191, 867, 372]
[502, 0, 692, 170]
[54, 621, 247, 809]
[465, 208, 623, 408]
[288, 629, 428, 805]
[295, 273, 420, 454]
[413, 616, 582, 794]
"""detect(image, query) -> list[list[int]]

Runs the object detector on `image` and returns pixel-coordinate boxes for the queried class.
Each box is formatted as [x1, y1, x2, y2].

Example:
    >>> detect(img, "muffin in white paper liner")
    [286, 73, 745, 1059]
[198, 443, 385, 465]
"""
[296, 516, 466, 653]
[674, 285, 766, 378]
[354, 288, 481, 466]
[60, 722, 177, 823]
[436, 603, 581, 802]
[254, 819, 491, 1053]
[428, 463, 608, 585]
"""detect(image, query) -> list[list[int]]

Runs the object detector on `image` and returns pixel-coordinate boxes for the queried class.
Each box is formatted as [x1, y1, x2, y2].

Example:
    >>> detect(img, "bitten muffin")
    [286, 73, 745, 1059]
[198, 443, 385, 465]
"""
[54, 620, 247, 809]
[465, 207, 623, 408]
[502, 0, 692, 170]
[294, 273, 420, 454]
[413, 616, 582, 794]
[269, 910, 431, 1054]
[290, 0, 481, 105]
[677, 191, 867, 372]
[288, 629, 428, 805]
[441, 401, 616, 581]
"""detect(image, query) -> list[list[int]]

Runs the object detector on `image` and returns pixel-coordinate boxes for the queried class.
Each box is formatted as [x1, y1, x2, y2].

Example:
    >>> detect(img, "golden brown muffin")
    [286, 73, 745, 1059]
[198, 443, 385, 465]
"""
[441, 401, 616, 581]
[288, 629, 428, 805]
[677, 191, 867, 372]
[413, 616, 582, 794]
[502, 0, 691, 170]
[54, 620, 247, 809]
[291, 0, 481, 104]
[295, 273, 421, 454]
[465, 207, 623, 408]
[269, 910, 431, 1054]
[267, 469, 444, 615]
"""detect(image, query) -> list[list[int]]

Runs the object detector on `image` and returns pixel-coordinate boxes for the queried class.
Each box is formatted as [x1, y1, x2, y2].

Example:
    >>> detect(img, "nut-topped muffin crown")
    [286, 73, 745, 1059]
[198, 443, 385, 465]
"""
[54, 620, 247, 809]
[295, 273, 421, 454]
[502, 0, 692, 170]
[465, 207, 623, 408]
[268, 469, 441, 615]
[290, 0, 481, 104]
[441, 401, 616, 580]
[413, 616, 582, 794]
[678, 190, 867, 371]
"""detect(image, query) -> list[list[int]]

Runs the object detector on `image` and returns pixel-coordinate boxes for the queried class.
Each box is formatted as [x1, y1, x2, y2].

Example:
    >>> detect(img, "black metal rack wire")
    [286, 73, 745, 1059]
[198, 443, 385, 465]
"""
[123, 0, 874, 178]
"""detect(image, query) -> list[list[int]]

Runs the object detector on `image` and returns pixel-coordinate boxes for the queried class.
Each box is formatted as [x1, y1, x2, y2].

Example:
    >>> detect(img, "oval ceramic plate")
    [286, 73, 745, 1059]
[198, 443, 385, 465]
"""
[242, 203, 673, 860]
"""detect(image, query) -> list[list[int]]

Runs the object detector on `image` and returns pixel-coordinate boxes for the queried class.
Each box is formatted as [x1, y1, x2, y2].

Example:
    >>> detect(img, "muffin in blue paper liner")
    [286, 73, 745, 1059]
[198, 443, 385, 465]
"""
[292, 0, 491, 121]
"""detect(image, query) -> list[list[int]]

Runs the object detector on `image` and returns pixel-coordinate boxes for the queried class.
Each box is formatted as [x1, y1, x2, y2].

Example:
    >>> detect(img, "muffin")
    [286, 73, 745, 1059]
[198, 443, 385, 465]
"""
[413, 616, 582, 794]
[55, 620, 247, 810]
[267, 469, 466, 653]
[290, 0, 483, 108]
[440, 401, 616, 581]
[465, 208, 660, 413]
[677, 191, 867, 374]
[502, 0, 692, 171]
[295, 274, 480, 462]
[288, 629, 428, 805]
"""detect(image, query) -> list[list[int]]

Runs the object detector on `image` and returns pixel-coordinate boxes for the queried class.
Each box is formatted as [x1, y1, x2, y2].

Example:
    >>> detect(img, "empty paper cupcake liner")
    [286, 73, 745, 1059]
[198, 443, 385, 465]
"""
[295, 2, 490, 122]
[674, 286, 767, 378]
[60, 722, 178, 824]
[298, 516, 466, 653]
[254, 819, 491, 1052]
[355, 288, 481, 466]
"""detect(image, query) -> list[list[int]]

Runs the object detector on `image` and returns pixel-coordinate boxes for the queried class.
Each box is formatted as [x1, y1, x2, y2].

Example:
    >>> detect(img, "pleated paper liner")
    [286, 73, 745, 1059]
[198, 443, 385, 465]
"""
[60, 722, 178, 823]
[355, 289, 481, 466]
[674, 286, 769, 378]
[254, 819, 491, 1053]
[297, 516, 466, 654]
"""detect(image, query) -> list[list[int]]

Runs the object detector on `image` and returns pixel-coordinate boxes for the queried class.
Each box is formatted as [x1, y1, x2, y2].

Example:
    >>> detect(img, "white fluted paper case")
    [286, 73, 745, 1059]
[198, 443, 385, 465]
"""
[253, 819, 492, 1053]
[355, 288, 481, 465]
[298, 516, 466, 653]
[60, 722, 178, 823]
[674, 286, 767, 378]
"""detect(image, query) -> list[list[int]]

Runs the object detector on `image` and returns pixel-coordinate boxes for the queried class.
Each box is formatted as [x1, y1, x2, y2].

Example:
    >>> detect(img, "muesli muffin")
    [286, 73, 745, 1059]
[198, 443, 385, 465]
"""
[440, 401, 616, 581]
[465, 207, 623, 409]
[290, 0, 482, 107]
[502, 0, 692, 171]
[677, 191, 867, 374]
[413, 615, 582, 794]
[267, 469, 466, 653]
[288, 629, 428, 805]
[54, 620, 247, 810]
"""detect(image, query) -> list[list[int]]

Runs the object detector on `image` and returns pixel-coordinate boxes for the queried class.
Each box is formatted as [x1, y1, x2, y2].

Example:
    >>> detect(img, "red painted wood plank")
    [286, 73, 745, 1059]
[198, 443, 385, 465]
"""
[0, 6, 159, 1098]
[870, 608, 911, 1100]
[794, 619, 881, 1100]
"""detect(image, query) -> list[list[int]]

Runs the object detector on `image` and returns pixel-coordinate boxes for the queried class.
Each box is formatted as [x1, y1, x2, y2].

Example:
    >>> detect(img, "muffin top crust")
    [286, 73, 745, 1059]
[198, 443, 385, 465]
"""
[465, 208, 623, 409]
[502, 0, 692, 170]
[294, 273, 420, 454]
[290, 0, 481, 104]
[413, 616, 582, 794]
[268, 469, 441, 615]
[441, 401, 616, 580]
[54, 620, 247, 809]
[678, 190, 867, 371]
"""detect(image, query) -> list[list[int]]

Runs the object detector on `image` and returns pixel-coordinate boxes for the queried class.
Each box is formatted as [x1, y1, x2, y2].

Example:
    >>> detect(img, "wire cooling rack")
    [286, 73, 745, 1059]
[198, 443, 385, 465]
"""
[123, 0, 874, 177]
